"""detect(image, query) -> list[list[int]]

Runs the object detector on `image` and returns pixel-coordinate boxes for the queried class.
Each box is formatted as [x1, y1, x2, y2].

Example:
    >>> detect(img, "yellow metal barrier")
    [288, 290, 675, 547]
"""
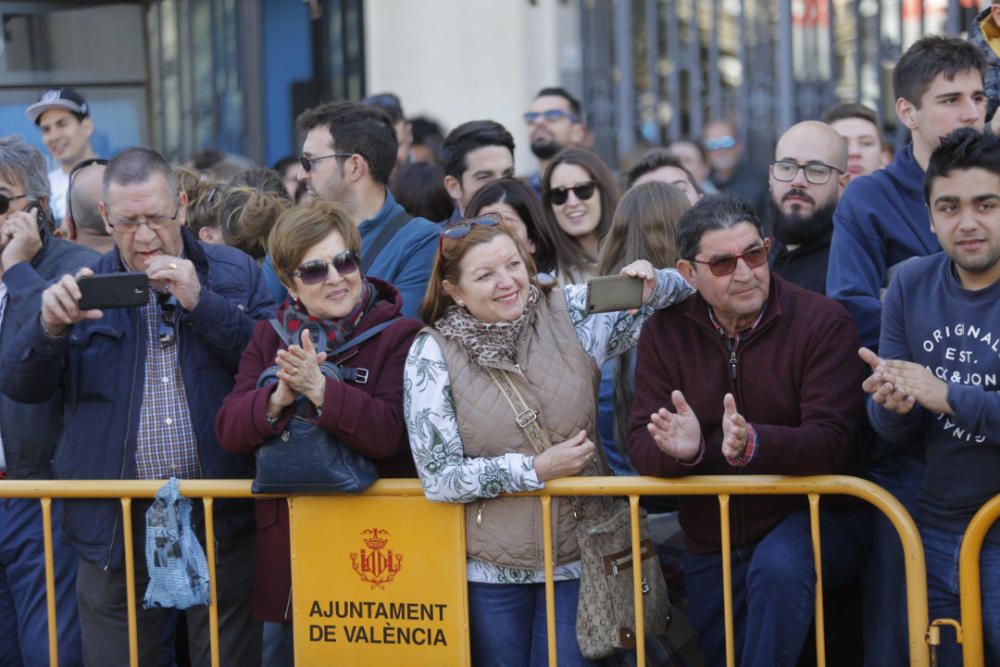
[959, 493, 1000, 666]
[1, 475, 931, 667]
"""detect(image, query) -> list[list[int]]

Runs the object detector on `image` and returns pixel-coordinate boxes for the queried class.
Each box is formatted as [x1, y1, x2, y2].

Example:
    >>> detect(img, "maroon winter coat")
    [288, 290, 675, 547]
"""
[627, 275, 865, 554]
[215, 277, 422, 622]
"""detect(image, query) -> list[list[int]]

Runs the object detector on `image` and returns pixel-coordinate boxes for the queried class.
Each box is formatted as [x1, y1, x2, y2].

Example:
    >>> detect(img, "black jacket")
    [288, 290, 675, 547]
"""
[770, 230, 832, 296]
[0, 234, 98, 478]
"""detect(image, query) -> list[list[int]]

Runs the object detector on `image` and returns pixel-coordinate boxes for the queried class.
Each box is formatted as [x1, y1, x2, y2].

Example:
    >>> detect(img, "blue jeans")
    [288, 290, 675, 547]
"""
[0, 498, 83, 667]
[922, 524, 1000, 667]
[682, 507, 869, 667]
[467, 579, 598, 667]
[862, 454, 924, 666]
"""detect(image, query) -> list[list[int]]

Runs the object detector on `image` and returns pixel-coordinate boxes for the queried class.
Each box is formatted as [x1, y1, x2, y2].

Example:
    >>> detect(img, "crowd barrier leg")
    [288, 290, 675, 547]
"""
[629, 495, 646, 667]
[541, 496, 557, 667]
[121, 497, 139, 667]
[41, 497, 60, 667]
[202, 497, 220, 667]
[959, 495, 1000, 667]
[717, 494, 735, 667]
[809, 494, 826, 667]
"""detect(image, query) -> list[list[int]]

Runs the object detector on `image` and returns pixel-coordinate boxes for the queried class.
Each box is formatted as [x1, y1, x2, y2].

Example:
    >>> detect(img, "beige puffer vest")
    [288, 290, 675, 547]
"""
[426, 289, 603, 570]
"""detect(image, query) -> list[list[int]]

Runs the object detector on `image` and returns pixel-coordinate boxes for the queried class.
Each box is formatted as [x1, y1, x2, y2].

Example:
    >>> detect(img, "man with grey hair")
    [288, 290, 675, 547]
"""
[0, 146, 274, 665]
[0, 135, 95, 666]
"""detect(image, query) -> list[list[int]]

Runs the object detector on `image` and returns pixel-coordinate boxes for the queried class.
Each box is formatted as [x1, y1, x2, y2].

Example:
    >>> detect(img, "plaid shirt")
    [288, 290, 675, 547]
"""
[134, 289, 201, 480]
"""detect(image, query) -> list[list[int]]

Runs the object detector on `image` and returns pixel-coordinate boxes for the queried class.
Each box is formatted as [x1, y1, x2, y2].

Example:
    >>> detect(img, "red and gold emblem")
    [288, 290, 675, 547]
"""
[350, 528, 403, 589]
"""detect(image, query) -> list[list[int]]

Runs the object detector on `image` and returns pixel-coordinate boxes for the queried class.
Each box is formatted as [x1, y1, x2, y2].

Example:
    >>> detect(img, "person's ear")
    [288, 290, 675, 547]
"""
[896, 97, 918, 131]
[677, 260, 698, 288]
[442, 278, 462, 304]
[99, 200, 113, 235]
[443, 175, 463, 205]
[569, 123, 586, 146]
[81, 117, 94, 140]
[198, 226, 222, 244]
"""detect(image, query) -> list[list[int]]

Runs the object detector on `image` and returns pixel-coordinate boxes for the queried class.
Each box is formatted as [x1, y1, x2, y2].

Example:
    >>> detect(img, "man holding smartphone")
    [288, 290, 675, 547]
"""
[0, 147, 274, 666]
[0, 136, 96, 667]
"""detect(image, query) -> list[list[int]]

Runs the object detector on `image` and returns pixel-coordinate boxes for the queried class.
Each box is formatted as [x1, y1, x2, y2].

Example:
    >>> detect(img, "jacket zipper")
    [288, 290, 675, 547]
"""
[105, 313, 143, 570]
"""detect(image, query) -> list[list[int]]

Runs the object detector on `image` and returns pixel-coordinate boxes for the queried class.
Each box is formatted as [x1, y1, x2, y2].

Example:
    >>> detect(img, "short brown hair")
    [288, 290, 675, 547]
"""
[421, 218, 544, 325]
[268, 200, 360, 289]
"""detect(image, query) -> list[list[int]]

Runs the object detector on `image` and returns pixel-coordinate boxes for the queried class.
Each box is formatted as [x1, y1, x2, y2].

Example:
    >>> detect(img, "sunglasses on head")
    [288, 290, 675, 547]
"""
[437, 213, 501, 259]
[291, 250, 360, 285]
[0, 193, 27, 215]
[690, 240, 770, 277]
[547, 182, 596, 206]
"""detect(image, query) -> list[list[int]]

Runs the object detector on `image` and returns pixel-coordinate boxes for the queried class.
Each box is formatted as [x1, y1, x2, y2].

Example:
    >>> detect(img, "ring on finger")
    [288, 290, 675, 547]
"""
[168, 262, 178, 270]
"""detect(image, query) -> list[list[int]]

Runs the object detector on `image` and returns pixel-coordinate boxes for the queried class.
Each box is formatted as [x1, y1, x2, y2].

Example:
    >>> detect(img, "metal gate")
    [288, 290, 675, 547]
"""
[579, 0, 982, 168]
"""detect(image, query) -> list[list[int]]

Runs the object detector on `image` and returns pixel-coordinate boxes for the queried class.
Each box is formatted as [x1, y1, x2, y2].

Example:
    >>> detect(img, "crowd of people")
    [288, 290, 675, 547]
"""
[1, 29, 999, 667]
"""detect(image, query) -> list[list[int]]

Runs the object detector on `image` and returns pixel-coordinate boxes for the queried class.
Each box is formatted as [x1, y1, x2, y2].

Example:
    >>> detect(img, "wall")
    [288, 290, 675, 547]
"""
[363, 0, 582, 178]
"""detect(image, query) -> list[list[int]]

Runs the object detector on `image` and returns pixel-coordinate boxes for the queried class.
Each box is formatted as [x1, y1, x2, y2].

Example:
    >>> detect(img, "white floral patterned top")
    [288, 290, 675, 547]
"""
[403, 269, 693, 583]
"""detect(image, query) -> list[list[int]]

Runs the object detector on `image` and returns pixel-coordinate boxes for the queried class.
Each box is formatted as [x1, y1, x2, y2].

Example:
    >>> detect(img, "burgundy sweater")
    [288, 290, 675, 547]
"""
[215, 278, 422, 621]
[627, 275, 865, 553]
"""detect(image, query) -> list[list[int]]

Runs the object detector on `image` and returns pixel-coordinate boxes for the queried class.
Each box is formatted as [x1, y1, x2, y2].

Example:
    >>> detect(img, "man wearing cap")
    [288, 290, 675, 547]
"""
[26, 88, 98, 222]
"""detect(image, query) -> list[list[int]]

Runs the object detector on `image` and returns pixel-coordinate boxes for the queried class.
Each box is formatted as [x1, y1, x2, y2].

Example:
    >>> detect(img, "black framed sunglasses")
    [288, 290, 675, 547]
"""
[690, 240, 771, 277]
[299, 153, 354, 173]
[523, 109, 580, 125]
[547, 182, 597, 206]
[291, 250, 361, 285]
[158, 293, 178, 347]
[0, 193, 27, 215]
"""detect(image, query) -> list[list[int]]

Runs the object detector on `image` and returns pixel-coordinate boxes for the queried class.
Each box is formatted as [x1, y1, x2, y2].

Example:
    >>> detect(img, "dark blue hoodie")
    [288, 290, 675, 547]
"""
[827, 144, 941, 350]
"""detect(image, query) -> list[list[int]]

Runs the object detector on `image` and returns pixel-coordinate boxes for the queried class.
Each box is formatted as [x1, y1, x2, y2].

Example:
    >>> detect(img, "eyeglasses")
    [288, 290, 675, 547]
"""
[704, 135, 737, 151]
[299, 153, 353, 173]
[547, 182, 597, 206]
[0, 193, 27, 215]
[437, 213, 501, 259]
[770, 160, 844, 185]
[291, 250, 361, 285]
[158, 293, 177, 347]
[523, 109, 580, 125]
[66, 158, 109, 224]
[106, 203, 181, 234]
[690, 240, 771, 276]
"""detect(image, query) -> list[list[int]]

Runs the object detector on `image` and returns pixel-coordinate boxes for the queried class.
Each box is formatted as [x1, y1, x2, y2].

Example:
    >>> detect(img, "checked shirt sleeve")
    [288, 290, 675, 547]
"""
[403, 332, 543, 503]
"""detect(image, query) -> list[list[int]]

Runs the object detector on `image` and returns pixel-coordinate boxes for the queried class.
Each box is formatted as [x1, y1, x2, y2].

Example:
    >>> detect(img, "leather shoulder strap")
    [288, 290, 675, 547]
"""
[485, 368, 552, 455]
[361, 209, 413, 273]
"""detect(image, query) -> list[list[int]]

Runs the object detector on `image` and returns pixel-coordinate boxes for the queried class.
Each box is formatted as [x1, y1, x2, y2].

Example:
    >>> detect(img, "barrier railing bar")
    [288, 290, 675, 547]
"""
[203, 498, 220, 667]
[0, 475, 931, 666]
[540, 496, 557, 667]
[809, 493, 826, 667]
[719, 494, 735, 667]
[41, 497, 59, 667]
[960, 494, 1000, 666]
[121, 497, 139, 667]
[629, 494, 646, 667]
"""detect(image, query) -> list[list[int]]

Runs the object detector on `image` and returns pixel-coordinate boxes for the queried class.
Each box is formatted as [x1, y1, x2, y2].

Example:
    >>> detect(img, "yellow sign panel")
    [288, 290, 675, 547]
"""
[290, 496, 470, 666]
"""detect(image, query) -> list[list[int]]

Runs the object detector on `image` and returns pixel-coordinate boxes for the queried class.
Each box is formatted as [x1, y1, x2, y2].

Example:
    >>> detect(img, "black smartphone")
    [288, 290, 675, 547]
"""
[78, 273, 149, 310]
[585, 275, 644, 313]
[25, 201, 54, 237]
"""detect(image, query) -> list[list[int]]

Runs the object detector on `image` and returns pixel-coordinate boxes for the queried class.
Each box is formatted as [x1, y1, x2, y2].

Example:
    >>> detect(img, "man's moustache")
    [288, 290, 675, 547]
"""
[782, 189, 815, 205]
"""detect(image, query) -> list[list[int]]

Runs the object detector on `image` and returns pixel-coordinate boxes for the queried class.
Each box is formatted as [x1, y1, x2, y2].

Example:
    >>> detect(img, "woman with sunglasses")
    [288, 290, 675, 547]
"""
[540, 147, 620, 286]
[216, 200, 423, 666]
[403, 215, 693, 667]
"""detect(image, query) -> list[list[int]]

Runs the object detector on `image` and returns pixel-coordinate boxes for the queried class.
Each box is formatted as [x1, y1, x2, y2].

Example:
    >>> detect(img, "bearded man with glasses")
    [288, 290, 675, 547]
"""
[0, 147, 275, 666]
[627, 194, 869, 667]
[767, 121, 849, 295]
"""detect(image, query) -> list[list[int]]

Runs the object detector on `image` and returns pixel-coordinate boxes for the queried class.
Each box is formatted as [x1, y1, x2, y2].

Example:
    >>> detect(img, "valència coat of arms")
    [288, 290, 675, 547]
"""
[350, 528, 403, 589]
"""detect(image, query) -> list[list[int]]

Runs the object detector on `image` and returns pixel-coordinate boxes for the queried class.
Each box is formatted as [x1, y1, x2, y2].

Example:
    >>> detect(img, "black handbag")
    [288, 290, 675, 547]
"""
[250, 318, 398, 494]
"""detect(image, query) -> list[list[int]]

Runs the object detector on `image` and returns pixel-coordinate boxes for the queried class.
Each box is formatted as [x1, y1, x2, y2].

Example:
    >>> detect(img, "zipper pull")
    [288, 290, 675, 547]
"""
[476, 501, 485, 527]
[729, 350, 737, 379]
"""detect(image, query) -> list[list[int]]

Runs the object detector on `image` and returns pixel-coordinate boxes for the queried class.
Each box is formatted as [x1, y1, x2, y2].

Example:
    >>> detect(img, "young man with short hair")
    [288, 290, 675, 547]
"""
[440, 120, 515, 220]
[827, 35, 987, 664]
[26, 88, 97, 222]
[821, 102, 890, 184]
[524, 87, 586, 191]
[861, 127, 1000, 665]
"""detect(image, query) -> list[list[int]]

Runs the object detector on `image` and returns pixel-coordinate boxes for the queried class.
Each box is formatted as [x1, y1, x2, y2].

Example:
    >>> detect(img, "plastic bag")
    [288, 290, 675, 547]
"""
[143, 477, 211, 609]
